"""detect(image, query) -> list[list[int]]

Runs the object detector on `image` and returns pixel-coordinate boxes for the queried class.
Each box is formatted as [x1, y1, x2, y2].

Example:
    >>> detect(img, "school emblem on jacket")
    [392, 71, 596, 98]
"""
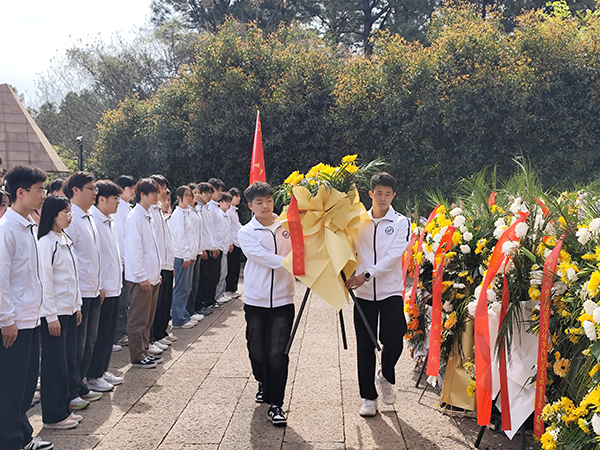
[282, 230, 290, 239]
[385, 226, 394, 235]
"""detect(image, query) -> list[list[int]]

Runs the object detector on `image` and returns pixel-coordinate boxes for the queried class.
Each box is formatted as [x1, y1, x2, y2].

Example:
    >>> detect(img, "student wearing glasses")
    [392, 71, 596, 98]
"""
[64, 172, 105, 411]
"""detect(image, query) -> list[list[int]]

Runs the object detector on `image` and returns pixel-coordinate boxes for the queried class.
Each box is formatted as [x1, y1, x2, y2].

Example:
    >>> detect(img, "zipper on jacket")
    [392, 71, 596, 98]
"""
[67, 241, 80, 303]
[269, 229, 277, 308]
[372, 222, 378, 301]
[30, 225, 43, 326]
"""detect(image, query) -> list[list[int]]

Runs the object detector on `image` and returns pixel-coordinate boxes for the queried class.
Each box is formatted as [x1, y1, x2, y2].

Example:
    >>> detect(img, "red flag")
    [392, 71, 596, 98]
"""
[250, 111, 266, 185]
[534, 237, 564, 438]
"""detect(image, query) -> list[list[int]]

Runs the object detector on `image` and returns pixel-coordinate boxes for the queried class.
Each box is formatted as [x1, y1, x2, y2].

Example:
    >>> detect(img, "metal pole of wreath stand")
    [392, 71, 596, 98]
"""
[285, 273, 381, 355]
[474, 411, 528, 449]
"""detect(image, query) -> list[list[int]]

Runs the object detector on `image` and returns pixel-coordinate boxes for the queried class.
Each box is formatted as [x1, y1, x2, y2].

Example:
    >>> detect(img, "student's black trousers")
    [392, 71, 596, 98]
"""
[41, 314, 78, 424]
[0, 326, 39, 450]
[354, 295, 407, 400]
[244, 303, 294, 407]
[225, 245, 242, 292]
[151, 269, 174, 342]
[87, 296, 119, 379]
[70, 295, 101, 399]
[197, 253, 221, 310]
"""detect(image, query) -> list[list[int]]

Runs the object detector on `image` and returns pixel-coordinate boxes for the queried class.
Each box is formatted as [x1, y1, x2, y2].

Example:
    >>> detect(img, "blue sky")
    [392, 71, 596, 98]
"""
[0, 0, 151, 106]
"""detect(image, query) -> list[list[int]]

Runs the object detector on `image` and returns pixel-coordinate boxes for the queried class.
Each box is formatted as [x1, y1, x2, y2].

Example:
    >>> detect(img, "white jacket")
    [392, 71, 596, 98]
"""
[113, 198, 131, 265]
[64, 203, 102, 298]
[227, 206, 241, 247]
[124, 204, 161, 286]
[91, 206, 123, 297]
[189, 206, 201, 255]
[238, 217, 294, 308]
[210, 200, 228, 252]
[0, 209, 43, 329]
[39, 231, 82, 323]
[170, 206, 196, 260]
[198, 202, 216, 251]
[150, 204, 175, 271]
[354, 207, 411, 301]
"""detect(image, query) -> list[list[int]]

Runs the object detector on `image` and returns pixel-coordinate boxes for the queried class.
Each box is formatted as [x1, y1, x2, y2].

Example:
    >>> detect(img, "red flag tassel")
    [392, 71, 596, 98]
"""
[499, 273, 512, 431]
[287, 194, 305, 276]
[534, 239, 563, 439]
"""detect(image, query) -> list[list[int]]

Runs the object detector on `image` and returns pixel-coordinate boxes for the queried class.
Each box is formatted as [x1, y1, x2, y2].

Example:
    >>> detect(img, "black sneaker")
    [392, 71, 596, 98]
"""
[268, 405, 287, 425]
[132, 356, 157, 369]
[255, 382, 264, 403]
[198, 307, 213, 316]
[24, 437, 54, 450]
[147, 354, 163, 364]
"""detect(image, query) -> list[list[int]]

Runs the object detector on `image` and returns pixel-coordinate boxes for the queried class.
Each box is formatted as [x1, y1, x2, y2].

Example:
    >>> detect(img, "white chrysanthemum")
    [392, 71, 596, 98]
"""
[494, 218, 506, 228]
[424, 251, 435, 264]
[583, 321, 597, 341]
[577, 227, 592, 245]
[592, 414, 600, 435]
[453, 215, 466, 227]
[460, 244, 471, 254]
[493, 226, 505, 239]
[490, 302, 502, 315]
[590, 218, 600, 234]
[487, 289, 497, 302]
[443, 301, 454, 312]
[510, 197, 522, 214]
[463, 231, 473, 242]
[534, 212, 544, 231]
[460, 225, 468, 234]
[433, 232, 443, 244]
[566, 267, 578, 282]
[474, 285, 482, 299]
[584, 299, 598, 316]
[453, 283, 466, 289]
[467, 301, 477, 317]
[450, 207, 463, 217]
[594, 308, 600, 324]
[552, 282, 568, 296]
[515, 222, 529, 239]
[502, 241, 519, 256]
[544, 249, 552, 259]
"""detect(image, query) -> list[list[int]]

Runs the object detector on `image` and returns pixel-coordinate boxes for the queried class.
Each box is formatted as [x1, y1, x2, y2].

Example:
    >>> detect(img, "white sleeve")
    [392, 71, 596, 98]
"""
[238, 227, 284, 269]
[0, 226, 16, 328]
[39, 238, 59, 323]
[125, 215, 148, 282]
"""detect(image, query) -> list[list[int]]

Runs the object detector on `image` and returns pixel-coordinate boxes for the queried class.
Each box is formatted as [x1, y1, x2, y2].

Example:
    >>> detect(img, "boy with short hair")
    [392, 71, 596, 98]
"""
[124, 179, 162, 368]
[64, 172, 105, 409]
[225, 187, 243, 299]
[345, 172, 411, 417]
[113, 175, 136, 347]
[238, 182, 295, 426]
[0, 165, 54, 450]
[87, 180, 124, 391]
[196, 182, 218, 314]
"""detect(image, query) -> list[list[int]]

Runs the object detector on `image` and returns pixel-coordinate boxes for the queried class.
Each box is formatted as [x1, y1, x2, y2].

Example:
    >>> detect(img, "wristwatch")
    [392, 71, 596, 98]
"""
[363, 272, 371, 281]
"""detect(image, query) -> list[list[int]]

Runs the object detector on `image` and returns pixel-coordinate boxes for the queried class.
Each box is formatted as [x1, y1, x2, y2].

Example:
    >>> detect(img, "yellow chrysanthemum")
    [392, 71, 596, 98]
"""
[444, 312, 458, 329]
[553, 358, 571, 378]
[458, 271, 469, 277]
[578, 418, 590, 434]
[342, 154, 358, 163]
[475, 238, 487, 255]
[529, 286, 541, 301]
[588, 271, 600, 297]
[452, 231, 462, 245]
[284, 170, 301, 185]
[344, 164, 358, 174]
[590, 362, 600, 378]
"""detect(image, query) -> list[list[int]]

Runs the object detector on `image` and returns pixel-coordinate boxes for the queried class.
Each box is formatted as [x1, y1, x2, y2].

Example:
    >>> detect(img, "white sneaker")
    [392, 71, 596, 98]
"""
[148, 344, 164, 355]
[112, 344, 122, 352]
[43, 417, 79, 429]
[376, 368, 396, 405]
[190, 313, 204, 321]
[158, 338, 172, 346]
[173, 321, 196, 329]
[226, 291, 241, 298]
[85, 377, 114, 392]
[153, 341, 169, 350]
[103, 372, 123, 386]
[359, 399, 378, 417]
[69, 396, 90, 411]
[165, 334, 177, 342]
[216, 296, 229, 304]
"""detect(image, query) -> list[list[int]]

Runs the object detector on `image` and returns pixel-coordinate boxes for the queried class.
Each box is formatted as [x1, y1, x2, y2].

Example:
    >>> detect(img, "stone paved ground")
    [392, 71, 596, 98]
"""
[28, 281, 540, 449]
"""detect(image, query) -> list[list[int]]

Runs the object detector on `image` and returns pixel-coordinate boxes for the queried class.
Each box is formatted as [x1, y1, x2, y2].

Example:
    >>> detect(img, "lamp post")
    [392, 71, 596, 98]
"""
[76, 136, 83, 171]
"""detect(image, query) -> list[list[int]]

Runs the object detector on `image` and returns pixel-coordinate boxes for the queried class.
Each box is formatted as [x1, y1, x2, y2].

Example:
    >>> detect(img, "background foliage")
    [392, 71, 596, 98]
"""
[85, 1, 600, 209]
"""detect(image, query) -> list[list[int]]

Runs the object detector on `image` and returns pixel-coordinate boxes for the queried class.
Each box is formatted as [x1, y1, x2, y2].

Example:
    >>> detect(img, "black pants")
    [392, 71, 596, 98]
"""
[41, 314, 77, 424]
[225, 245, 242, 292]
[151, 269, 174, 342]
[198, 253, 221, 309]
[0, 326, 39, 450]
[354, 295, 406, 400]
[70, 295, 101, 399]
[114, 272, 129, 342]
[244, 303, 294, 407]
[188, 255, 202, 315]
[87, 296, 119, 379]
